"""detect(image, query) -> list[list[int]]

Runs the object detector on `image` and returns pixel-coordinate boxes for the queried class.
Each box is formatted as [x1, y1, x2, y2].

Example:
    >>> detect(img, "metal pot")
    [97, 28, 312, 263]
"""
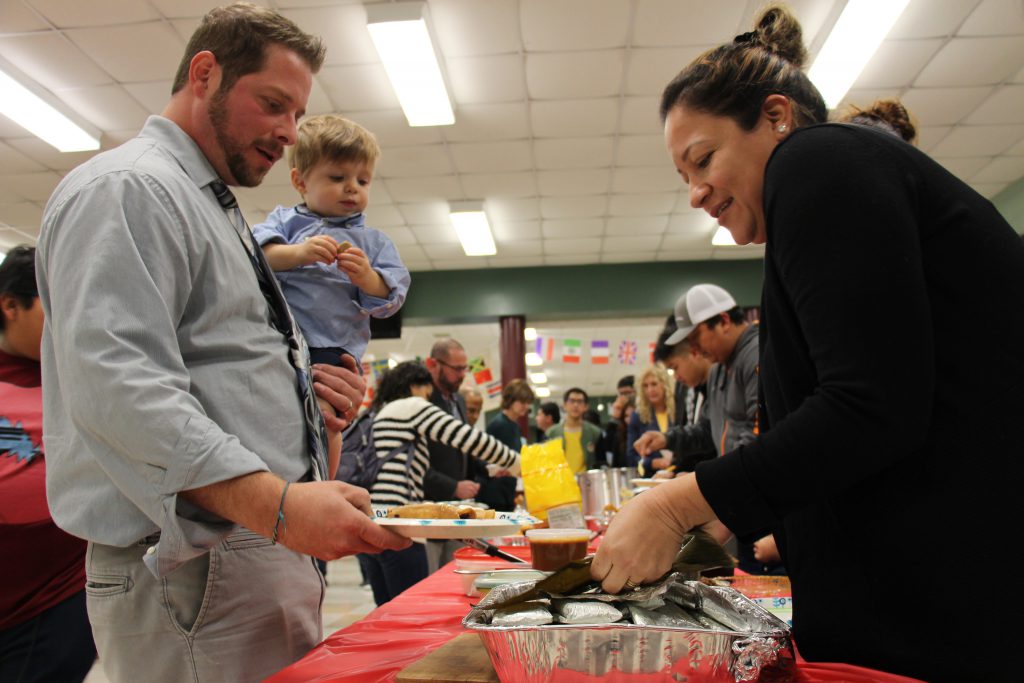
[577, 468, 630, 517]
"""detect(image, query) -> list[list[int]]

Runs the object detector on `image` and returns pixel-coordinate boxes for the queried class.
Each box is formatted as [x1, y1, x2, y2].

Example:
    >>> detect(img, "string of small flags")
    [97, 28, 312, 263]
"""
[534, 336, 656, 366]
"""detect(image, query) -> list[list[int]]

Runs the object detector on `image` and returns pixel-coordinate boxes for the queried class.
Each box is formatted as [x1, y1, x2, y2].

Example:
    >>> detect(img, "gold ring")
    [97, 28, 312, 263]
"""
[623, 579, 639, 591]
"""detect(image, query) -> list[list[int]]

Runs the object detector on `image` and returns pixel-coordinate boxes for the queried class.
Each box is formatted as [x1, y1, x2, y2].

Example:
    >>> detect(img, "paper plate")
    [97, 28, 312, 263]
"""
[375, 517, 522, 540]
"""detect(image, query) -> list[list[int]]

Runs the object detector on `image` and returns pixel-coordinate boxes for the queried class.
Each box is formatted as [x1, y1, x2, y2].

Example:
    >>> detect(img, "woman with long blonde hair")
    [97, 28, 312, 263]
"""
[625, 365, 675, 476]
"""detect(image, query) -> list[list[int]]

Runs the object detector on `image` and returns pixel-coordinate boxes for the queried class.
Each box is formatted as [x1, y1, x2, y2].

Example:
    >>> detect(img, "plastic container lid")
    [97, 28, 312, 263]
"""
[525, 528, 590, 541]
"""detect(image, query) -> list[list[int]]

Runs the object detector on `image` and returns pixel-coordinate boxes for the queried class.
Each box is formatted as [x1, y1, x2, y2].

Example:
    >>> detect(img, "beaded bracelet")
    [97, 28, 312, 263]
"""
[271, 481, 290, 545]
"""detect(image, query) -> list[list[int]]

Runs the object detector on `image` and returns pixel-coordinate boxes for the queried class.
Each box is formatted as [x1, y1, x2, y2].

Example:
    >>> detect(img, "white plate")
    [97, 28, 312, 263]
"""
[374, 518, 523, 539]
[631, 478, 669, 488]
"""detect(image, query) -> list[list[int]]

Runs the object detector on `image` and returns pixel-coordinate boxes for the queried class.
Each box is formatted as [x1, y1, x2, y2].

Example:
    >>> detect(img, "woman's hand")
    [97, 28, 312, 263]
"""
[591, 473, 715, 592]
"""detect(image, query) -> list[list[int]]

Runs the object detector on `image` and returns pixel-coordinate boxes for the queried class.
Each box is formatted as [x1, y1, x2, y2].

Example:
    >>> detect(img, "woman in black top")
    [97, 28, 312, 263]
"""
[591, 6, 1024, 682]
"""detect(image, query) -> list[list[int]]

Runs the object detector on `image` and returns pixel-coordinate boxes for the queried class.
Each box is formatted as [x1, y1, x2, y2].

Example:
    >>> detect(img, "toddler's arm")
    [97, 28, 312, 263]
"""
[336, 246, 390, 297]
[263, 235, 338, 271]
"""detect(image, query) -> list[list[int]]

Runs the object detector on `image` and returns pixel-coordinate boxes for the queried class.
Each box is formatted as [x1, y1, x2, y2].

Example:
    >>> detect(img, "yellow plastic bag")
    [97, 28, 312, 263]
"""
[520, 439, 582, 521]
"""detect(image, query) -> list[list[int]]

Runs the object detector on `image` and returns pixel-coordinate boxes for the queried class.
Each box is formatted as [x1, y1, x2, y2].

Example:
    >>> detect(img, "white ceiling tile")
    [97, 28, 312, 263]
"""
[929, 124, 1024, 157]
[446, 54, 526, 105]
[52, 85, 150, 131]
[527, 51, 624, 100]
[461, 172, 537, 199]
[667, 211, 713, 235]
[537, 169, 611, 197]
[914, 37, 1024, 87]
[0, 142, 47, 173]
[487, 256, 544, 268]
[601, 251, 657, 264]
[968, 181, 1011, 197]
[533, 137, 614, 170]
[363, 204, 404, 227]
[959, 0, 1024, 36]
[544, 237, 603, 254]
[531, 99, 618, 138]
[393, 243, 427, 261]
[148, 0, 236, 19]
[888, 0, 980, 39]
[346, 110, 443, 148]
[521, 0, 630, 51]
[1008, 137, 1024, 154]
[0, 117, 31, 138]
[122, 80, 173, 114]
[422, 242, 466, 259]
[378, 225, 416, 245]
[280, 4, 375, 66]
[545, 253, 601, 265]
[431, 258, 486, 270]
[603, 235, 661, 252]
[672, 192, 699, 214]
[305, 78, 338, 117]
[65, 22, 184, 82]
[899, 87, 993, 125]
[619, 96, 662, 135]
[609, 192, 676, 216]
[541, 219, 604, 238]
[430, 0, 522, 58]
[168, 18, 202, 44]
[0, 33, 112, 90]
[487, 198, 539, 222]
[661, 232, 715, 250]
[0, 184, 25, 204]
[3, 137, 95, 172]
[539, 196, 605, 219]
[0, 2, 49, 31]
[605, 216, 667, 235]
[712, 245, 765, 260]
[625, 47, 712, 96]
[633, 0, 745, 47]
[318, 63, 398, 112]
[934, 156, 993, 178]
[965, 85, 1024, 125]
[1014, 62, 1024, 83]
[611, 166, 679, 193]
[617, 135, 668, 167]
[5, 171, 61, 202]
[657, 247, 714, 261]
[29, 0, 159, 27]
[274, 0, 345, 8]
[0, 201, 44, 232]
[384, 175, 463, 203]
[917, 125, 954, 153]
[854, 39, 943, 89]
[401, 202, 452, 225]
[836, 87, 904, 115]
[450, 140, 532, 173]
[376, 144, 454, 178]
[970, 155, 1024, 183]
[404, 260, 433, 272]
[492, 238, 543, 256]
[443, 103, 530, 142]
[1, 228, 36, 251]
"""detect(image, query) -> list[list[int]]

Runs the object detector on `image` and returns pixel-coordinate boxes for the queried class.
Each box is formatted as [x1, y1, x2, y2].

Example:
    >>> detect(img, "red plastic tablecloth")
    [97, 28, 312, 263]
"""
[266, 563, 924, 683]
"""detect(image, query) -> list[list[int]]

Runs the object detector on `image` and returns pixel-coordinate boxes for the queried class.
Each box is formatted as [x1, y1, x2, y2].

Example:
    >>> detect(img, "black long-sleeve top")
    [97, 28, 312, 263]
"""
[696, 123, 1024, 681]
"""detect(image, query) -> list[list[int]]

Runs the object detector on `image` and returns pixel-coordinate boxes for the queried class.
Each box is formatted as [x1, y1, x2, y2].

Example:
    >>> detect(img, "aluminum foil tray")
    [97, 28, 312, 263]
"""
[463, 582, 794, 683]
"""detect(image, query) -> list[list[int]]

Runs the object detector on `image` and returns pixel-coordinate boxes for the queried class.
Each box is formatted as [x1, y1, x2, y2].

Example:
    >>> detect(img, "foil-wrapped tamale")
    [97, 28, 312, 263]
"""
[552, 599, 625, 625]
[655, 602, 704, 628]
[699, 591, 750, 632]
[683, 607, 730, 632]
[491, 600, 553, 626]
[665, 581, 701, 610]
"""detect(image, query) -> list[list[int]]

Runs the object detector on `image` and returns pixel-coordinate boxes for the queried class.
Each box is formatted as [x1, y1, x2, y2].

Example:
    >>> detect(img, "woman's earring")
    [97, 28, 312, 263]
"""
[777, 124, 788, 134]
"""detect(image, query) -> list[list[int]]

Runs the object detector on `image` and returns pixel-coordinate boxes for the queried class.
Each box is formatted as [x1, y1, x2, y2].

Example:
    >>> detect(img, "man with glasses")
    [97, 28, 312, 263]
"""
[546, 387, 602, 474]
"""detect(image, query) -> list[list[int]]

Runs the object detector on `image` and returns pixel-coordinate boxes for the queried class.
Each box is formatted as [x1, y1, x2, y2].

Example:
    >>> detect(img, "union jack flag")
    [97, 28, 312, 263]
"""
[617, 340, 638, 365]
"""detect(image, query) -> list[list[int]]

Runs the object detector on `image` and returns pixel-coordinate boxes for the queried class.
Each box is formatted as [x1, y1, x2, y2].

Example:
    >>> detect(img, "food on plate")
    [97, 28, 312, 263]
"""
[457, 506, 496, 520]
[386, 502, 460, 519]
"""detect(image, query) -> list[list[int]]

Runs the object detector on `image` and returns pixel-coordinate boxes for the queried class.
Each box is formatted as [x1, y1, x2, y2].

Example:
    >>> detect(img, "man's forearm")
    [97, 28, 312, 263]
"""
[180, 471, 284, 538]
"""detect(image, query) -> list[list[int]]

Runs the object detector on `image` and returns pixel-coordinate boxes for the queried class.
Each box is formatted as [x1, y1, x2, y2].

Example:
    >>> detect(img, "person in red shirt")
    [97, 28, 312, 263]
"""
[0, 246, 95, 682]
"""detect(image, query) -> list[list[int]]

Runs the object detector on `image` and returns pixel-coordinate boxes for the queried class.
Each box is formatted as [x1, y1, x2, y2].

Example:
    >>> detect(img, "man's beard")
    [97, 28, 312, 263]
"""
[437, 372, 462, 395]
[208, 86, 274, 187]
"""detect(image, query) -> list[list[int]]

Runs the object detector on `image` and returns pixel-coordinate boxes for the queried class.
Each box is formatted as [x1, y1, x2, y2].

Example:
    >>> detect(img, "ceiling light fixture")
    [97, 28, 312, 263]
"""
[523, 327, 537, 341]
[366, 1, 455, 127]
[711, 226, 737, 246]
[449, 201, 496, 256]
[808, 0, 911, 109]
[0, 57, 101, 152]
[534, 387, 551, 398]
[525, 352, 543, 367]
[529, 372, 547, 384]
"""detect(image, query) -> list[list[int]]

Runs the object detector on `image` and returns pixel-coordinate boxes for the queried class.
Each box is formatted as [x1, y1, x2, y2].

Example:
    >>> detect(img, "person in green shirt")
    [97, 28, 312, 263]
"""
[486, 379, 534, 451]
[545, 387, 602, 474]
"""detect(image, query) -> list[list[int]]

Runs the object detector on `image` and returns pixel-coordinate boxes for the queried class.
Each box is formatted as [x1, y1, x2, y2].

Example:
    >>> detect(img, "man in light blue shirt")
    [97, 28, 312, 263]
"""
[35, 5, 408, 681]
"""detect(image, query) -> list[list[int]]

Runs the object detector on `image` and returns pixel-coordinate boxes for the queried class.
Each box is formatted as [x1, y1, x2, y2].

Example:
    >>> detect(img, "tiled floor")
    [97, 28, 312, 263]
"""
[83, 555, 376, 682]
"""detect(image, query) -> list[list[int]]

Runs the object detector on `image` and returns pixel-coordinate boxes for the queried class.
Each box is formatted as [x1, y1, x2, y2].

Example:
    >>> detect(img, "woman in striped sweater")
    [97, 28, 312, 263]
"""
[360, 361, 519, 604]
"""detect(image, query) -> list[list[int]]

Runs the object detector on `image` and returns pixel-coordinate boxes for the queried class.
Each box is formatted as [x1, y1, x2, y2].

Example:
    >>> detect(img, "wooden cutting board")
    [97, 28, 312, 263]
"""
[395, 632, 500, 683]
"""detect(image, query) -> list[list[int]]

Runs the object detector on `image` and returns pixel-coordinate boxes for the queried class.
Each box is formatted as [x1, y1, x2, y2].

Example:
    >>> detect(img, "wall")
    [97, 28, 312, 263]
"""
[401, 259, 765, 324]
[993, 176, 1024, 234]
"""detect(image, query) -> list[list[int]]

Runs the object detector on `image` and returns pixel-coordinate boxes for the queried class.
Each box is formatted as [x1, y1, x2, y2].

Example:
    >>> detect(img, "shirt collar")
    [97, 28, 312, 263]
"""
[137, 115, 221, 190]
[294, 203, 366, 228]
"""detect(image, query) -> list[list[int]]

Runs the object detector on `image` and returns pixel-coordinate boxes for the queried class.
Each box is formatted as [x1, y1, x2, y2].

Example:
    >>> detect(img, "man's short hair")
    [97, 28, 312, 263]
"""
[288, 114, 381, 176]
[171, 2, 325, 94]
[0, 245, 37, 331]
[537, 401, 560, 423]
[703, 307, 746, 329]
[616, 375, 635, 390]
[500, 379, 535, 409]
[563, 387, 588, 404]
[429, 338, 465, 361]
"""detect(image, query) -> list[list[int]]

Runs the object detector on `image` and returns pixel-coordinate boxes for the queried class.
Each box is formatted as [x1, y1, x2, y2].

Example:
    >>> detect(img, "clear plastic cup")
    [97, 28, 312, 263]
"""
[525, 528, 590, 571]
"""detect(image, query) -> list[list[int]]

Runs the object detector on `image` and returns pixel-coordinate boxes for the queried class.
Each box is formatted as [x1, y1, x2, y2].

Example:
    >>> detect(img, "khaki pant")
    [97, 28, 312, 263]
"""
[85, 529, 324, 683]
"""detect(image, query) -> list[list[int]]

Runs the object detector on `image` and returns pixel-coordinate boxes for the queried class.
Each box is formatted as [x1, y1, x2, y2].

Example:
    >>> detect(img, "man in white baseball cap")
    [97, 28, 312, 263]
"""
[664, 283, 746, 365]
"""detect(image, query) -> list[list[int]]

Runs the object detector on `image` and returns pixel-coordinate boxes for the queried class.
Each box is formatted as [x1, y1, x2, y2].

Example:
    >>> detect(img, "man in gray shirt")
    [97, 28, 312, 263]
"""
[35, 4, 407, 681]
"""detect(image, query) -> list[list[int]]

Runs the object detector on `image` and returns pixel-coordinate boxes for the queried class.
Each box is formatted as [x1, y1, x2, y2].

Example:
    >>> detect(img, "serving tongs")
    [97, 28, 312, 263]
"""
[460, 536, 530, 564]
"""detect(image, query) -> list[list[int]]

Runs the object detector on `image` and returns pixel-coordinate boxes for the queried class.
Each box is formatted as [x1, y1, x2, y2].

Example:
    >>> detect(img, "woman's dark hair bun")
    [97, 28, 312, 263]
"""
[753, 5, 809, 69]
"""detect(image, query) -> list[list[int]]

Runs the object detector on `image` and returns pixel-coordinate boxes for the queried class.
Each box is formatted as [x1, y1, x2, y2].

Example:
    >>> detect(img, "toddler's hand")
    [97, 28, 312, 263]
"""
[299, 235, 339, 265]
[336, 246, 375, 288]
